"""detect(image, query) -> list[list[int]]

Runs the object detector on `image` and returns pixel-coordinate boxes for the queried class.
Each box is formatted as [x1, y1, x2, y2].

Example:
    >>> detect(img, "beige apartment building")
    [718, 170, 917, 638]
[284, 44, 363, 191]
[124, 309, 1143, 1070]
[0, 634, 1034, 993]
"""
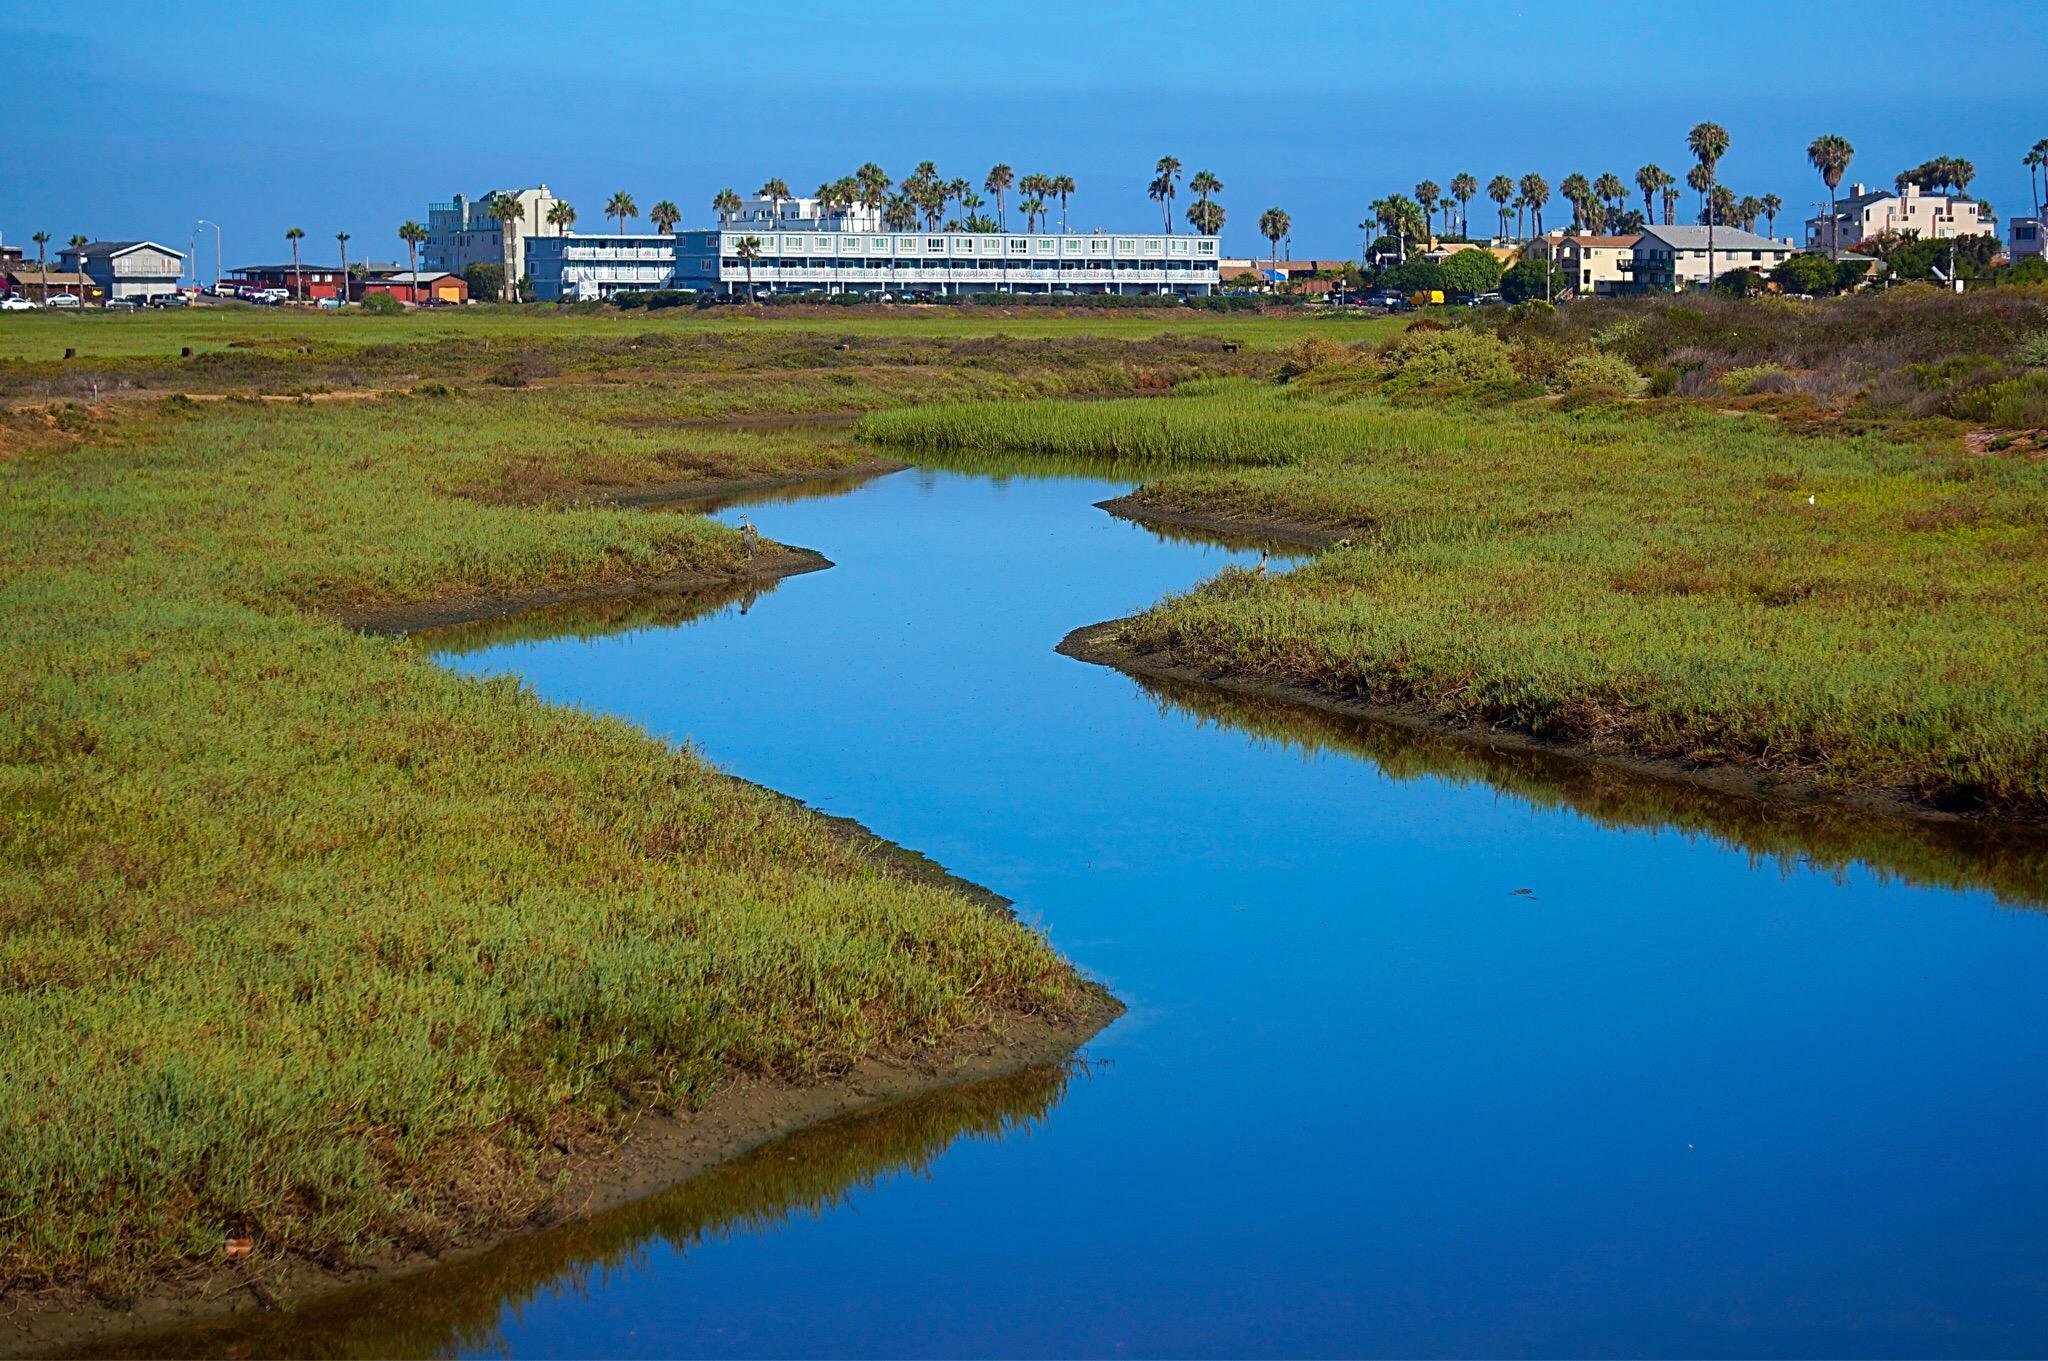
[1804, 181, 1992, 252]
[1525, 233, 1641, 296]
[424, 185, 562, 283]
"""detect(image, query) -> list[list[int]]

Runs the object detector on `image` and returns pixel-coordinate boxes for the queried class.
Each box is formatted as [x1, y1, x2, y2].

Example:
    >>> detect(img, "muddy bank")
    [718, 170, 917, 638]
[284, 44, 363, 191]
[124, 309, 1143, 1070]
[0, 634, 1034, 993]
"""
[8, 990, 1120, 1359]
[1060, 618, 2046, 831]
[1095, 492, 1358, 551]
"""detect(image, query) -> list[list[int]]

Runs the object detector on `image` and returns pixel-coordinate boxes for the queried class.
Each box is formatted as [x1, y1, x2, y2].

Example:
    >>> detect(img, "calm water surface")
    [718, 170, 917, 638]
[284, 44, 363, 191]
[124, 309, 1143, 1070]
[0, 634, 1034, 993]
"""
[182, 462, 2048, 1356]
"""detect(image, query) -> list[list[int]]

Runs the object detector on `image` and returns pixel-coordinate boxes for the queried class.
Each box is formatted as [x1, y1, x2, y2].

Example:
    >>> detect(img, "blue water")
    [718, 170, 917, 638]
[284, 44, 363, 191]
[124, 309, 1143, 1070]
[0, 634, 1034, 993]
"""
[384, 465, 2047, 1356]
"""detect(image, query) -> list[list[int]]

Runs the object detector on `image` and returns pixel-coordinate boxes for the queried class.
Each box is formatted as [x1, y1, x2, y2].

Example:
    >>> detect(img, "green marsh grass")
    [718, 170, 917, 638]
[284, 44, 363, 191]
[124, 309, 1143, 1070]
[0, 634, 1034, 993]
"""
[0, 381, 1086, 1293]
[866, 380, 2048, 815]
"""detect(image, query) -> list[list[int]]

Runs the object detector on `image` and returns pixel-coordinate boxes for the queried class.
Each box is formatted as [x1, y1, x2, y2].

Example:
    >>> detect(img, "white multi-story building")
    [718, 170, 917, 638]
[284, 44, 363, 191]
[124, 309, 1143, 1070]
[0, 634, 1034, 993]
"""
[425, 185, 561, 282]
[714, 194, 886, 233]
[58, 240, 186, 301]
[1804, 181, 1993, 253]
[1627, 224, 1797, 290]
[526, 234, 678, 300]
[674, 226, 1220, 298]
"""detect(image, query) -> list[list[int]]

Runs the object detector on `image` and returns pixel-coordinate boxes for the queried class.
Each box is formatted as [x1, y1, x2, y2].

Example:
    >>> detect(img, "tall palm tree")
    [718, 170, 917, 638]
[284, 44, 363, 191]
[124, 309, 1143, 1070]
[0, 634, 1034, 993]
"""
[1487, 175, 1514, 241]
[1688, 120, 1730, 284]
[30, 231, 48, 304]
[1449, 173, 1478, 239]
[734, 236, 763, 301]
[1152, 156, 1182, 233]
[398, 220, 427, 303]
[1258, 207, 1290, 266]
[649, 200, 681, 235]
[1736, 196, 1763, 232]
[489, 195, 523, 301]
[1951, 158, 1977, 197]
[985, 164, 1014, 230]
[1187, 170, 1224, 236]
[547, 201, 576, 237]
[1662, 186, 1680, 226]
[1760, 194, 1783, 239]
[755, 179, 789, 228]
[1806, 134, 1854, 261]
[1415, 180, 1441, 243]
[1052, 175, 1075, 233]
[284, 226, 305, 301]
[2027, 139, 2048, 219]
[1594, 172, 1626, 226]
[1560, 173, 1591, 231]
[1519, 173, 1550, 236]
[712, 188, 742, 227]
[335, 231, 350, 303]
[884, 194, 918, 233]
[606, 191, 638, 235]
[1635, 163, 1669, 224]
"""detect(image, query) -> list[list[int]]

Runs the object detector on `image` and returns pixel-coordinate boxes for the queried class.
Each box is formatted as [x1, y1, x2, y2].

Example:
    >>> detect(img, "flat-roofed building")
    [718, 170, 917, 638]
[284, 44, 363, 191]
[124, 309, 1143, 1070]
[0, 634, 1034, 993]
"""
[424, 185, 561, 282]
[2011, 216, 2045, 261]
[525, 234, 679, 301]
[674, 227, 1221, 298]
[1804, 181, 1993, 253]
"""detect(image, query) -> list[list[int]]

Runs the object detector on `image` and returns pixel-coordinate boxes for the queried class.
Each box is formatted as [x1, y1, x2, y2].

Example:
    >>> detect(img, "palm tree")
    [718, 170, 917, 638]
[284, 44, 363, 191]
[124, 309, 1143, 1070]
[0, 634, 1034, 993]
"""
[489, 195, 523, 301]
[606, 191, 638, 235]
[1519, 173, 1550, 236]
[1016, 196, 1044, 234]
[884, 194, 918, 232]
[1594, 172, 1626, 227]
[1415, 180, 1441, 243]
[1560, 173, 1591, 231]
[649, 200, 681, 235]
[1487, 175, 1514, 241]
[734, 236, 763, 300]
[712, 188, 742, 227]
[1688, 120, 1730, 284]
[398, 220, 427, 304]
[1806, 134, 1854, 261]
[1187, 170, 1224, 236]
[1053, 174, 1076, 232]
[1951, 158, 1977, 197]
[335, 231, 350, 303]
[1635, 163, 1669, 224]
[985, 164, 1014, 230]
[856, 163, 891, 224]
[1662, 186, 1680, 226]
[547, 201, 576, 237]
[1155, 155, 1187, 232]
[755, 179, 789, 228]
[2027, 139, 2048, 219]
[1258, 207, 1290, 266]
[1760, 193, 1783, 239]
[284, 226, 305, 301]
[30, 231, 48, 305]
[1737, 196, 1763, 232]
[1449, 173, 1477, 239]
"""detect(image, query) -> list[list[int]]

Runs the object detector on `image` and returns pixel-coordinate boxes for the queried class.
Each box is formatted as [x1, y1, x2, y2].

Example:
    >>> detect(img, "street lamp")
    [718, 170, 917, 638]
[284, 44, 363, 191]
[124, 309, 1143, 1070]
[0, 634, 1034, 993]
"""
[196, 219, 222, 290]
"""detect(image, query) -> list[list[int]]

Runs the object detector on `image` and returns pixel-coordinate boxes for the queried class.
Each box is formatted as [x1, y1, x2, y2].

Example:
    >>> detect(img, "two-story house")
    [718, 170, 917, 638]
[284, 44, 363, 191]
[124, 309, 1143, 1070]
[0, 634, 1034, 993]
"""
[58, 240, 185, 302]
[1804, 181, 1993, 253]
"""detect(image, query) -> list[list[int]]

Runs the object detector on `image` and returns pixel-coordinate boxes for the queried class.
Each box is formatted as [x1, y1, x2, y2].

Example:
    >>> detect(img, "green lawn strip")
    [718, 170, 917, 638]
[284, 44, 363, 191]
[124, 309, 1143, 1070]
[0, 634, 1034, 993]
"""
[865, 381, 2048, 815]
[0, 387, 1083, 1291]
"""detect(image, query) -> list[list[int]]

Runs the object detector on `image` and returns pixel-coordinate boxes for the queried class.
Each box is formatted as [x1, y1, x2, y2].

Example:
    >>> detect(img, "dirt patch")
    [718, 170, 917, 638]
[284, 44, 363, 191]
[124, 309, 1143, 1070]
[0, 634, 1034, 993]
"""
[1095, 493, 1360, 550]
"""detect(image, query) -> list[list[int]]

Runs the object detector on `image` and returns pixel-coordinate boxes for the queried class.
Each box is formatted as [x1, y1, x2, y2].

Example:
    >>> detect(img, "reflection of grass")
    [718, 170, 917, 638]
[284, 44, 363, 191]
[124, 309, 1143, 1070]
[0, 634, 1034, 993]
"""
[0, 376, 1089, 1295]
[1139, 674, 2048, 909]
[879, 380, 2048, 817]
[83, 1064, 1080, 1359]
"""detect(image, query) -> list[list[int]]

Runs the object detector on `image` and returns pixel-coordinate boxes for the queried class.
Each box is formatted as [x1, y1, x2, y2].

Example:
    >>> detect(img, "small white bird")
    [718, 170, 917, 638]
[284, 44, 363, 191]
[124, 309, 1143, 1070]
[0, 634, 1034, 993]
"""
[1807, 495, 1817, 506]
[1254, 548, 1269, 575]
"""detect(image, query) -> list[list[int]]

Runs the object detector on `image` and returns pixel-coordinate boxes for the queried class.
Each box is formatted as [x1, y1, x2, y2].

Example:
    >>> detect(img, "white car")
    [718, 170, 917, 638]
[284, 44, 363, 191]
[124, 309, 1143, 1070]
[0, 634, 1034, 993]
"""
[45, 293, 82, 308]
[0, 296, 35, 311]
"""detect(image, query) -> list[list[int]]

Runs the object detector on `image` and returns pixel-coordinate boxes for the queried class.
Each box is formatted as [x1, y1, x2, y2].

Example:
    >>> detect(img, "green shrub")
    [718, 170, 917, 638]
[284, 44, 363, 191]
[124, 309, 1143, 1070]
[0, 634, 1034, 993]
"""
[2016, 331, 2048, 368]
[1723, 364, 1795, 395]
[1499, 259, 1565, 304]
[1945, 371, 2048, 428]
[1438, 249, 1504, 295]
[1378, 327, 1520, 392]
[359, 292, 405, 316]
[1555, 352, 1643, 396]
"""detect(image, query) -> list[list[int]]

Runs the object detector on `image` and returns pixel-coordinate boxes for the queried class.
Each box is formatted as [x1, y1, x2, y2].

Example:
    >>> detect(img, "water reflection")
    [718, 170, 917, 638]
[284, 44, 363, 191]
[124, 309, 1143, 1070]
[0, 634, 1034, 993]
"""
[76, 1066, 1081, 1360]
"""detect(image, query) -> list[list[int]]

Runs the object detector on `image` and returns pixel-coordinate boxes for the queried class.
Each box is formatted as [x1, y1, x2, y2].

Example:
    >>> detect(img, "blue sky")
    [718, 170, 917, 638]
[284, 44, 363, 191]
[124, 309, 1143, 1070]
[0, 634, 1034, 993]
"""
[3, 0, 2043, 269]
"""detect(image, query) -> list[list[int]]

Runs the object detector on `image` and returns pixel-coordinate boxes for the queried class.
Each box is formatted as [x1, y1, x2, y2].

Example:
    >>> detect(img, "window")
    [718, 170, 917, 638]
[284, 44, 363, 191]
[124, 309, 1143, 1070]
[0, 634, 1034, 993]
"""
[926, 237, 945, 252]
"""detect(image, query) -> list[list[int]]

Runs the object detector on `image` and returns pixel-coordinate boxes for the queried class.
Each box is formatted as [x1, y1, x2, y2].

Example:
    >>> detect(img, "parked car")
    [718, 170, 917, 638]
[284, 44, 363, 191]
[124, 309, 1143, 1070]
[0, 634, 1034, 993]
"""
[146, 292, 190, 308]
[211, 282, 241, 298]
[45, 293, 82, 308]
[103, 297, 140, 311]
[315, 296, 343, 309]
[253, 288, 290, 305]
[0, 296, 35, 311]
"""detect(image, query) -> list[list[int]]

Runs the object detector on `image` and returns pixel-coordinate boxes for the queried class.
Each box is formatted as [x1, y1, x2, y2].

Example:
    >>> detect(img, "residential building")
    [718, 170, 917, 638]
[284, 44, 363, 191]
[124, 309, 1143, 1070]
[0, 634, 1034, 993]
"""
[2011, 216, 2045, 261]
[675, 226, 1220, 297]
[1525, 233, 1641, 296]
[424, 185, 561, 281]
[1804, 181, 1993, 253]
[58, 240, 185, 301]
[525, 234, 678, 301]
[714, 194, 885, 233]
[1629, 224, 1796, 290]
[225, 263, 349, 300]
[361, 271, 470, 305]
[2, 269, 97, 302]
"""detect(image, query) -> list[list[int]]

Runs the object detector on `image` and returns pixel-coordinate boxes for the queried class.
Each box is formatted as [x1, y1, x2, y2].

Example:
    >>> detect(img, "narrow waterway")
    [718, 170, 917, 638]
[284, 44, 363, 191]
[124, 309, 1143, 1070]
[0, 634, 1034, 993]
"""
[155, 459, 2048, 1357]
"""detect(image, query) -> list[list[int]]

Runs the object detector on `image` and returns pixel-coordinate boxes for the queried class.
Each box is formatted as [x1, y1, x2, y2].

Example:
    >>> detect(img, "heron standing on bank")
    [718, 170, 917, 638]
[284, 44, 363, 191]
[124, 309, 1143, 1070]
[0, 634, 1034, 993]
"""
[738, 514, 760, 559]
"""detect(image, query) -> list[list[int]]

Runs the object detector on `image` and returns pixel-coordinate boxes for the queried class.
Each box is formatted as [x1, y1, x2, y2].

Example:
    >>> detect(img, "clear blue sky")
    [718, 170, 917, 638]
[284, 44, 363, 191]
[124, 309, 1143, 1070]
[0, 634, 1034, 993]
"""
[3, 0, 2042, 270]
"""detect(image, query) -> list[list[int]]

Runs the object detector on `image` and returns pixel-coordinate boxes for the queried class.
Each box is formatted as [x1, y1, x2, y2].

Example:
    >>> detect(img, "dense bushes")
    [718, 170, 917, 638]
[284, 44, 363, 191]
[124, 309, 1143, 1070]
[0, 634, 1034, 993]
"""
[613, 289, 699, 310]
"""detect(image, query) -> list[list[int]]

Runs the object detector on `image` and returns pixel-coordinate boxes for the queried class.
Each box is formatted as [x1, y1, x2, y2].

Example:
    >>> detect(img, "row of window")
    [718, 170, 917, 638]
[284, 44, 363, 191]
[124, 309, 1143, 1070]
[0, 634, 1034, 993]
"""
[703, 234, 1215, 258]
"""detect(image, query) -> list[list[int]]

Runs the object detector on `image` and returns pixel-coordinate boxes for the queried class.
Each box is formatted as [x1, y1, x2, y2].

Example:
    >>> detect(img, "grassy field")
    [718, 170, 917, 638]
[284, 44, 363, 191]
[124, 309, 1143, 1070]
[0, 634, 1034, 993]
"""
[0, 301, 1386, 364]
[0, 320, 1242, 1295]
[864, 371, 2048, 818]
